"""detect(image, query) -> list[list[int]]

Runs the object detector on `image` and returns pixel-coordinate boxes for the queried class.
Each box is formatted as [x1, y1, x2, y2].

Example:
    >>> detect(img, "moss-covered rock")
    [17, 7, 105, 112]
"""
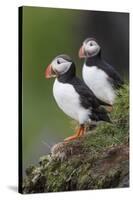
[22, 84, 129, 193]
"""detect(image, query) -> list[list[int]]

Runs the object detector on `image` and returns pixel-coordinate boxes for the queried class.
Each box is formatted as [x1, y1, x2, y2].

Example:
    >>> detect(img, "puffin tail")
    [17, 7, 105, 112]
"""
[93, 107, 112, 123]
[98, 107, 112, 123]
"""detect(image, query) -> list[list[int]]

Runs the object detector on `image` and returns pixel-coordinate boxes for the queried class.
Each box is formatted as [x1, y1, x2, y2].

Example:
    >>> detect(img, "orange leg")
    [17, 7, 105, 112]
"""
[64, 125, 85, 142]
[79, 125, 85, 136]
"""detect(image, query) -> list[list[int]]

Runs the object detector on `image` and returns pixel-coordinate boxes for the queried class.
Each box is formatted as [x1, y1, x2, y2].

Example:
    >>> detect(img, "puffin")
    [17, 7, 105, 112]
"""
[45, 54, 111, 142]
[79, 38, 124, 111]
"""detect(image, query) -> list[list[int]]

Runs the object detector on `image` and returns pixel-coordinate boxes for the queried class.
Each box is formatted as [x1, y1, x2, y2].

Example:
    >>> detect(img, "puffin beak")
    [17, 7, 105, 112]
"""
[45, 64, 56, 79]
[79, 45, 85, 58]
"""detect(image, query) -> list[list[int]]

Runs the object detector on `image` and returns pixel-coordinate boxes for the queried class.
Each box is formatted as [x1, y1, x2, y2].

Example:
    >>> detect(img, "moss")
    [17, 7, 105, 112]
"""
[84, 84, 129, 152]
[23, 84, 129, 193]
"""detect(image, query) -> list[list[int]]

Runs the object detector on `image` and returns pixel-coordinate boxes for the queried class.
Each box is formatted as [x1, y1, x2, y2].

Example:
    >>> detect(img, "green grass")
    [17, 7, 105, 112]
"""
[84, 84, 129, 152]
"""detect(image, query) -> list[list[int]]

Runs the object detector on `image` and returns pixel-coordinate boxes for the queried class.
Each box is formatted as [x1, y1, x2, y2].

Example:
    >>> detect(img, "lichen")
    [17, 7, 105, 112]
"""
[22, 84, 129, 194]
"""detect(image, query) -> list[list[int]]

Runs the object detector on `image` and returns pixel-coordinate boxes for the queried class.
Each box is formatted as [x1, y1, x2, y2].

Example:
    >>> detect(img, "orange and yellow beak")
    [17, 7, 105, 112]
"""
[78, 45, 85, 58]
[45, 64, 56, 79]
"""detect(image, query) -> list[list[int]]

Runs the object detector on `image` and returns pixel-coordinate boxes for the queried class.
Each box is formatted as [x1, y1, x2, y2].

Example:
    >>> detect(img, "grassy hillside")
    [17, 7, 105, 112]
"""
[22, 84, 129, 193]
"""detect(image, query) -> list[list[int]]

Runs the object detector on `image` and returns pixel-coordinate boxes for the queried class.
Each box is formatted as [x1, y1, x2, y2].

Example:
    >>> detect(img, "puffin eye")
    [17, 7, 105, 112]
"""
[57, 60, 60, 64]
[90, 42, 93, 46]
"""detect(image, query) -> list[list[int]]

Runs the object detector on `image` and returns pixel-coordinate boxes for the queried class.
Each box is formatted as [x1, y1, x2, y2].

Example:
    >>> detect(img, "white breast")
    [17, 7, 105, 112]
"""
[82, 64, 115, 105]
[53, 79, 90, 124]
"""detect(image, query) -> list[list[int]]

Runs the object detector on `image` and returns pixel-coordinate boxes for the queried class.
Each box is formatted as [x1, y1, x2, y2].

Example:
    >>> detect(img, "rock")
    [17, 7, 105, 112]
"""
[22, 140, 129, 193]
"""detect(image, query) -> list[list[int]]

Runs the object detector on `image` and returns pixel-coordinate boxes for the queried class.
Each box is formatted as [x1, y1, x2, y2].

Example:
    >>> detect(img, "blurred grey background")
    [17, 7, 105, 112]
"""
[22, 6, 129, 176]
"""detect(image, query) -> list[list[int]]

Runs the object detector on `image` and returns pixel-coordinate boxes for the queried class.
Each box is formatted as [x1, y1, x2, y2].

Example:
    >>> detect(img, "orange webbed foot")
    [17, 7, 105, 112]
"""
[64, 134, 80, 142]
[64, 125, 85, 142]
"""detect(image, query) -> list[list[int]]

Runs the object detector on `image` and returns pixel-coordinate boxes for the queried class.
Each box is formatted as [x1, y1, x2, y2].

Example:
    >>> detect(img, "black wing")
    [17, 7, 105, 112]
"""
[69, 77, 110, 109]
[69, 77, 111, 123]
[98, 59, 124, 89]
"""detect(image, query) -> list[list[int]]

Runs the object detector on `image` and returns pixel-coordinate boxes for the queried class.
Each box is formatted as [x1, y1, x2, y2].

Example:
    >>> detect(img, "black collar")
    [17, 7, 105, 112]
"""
[85, 51, 101, 66]
[57, 63, 76, 83]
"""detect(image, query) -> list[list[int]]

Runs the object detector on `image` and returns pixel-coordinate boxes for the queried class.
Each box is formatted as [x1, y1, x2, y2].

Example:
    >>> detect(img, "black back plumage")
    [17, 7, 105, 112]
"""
[85, 52, 124, 89]
[58, 62, 111, 123]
